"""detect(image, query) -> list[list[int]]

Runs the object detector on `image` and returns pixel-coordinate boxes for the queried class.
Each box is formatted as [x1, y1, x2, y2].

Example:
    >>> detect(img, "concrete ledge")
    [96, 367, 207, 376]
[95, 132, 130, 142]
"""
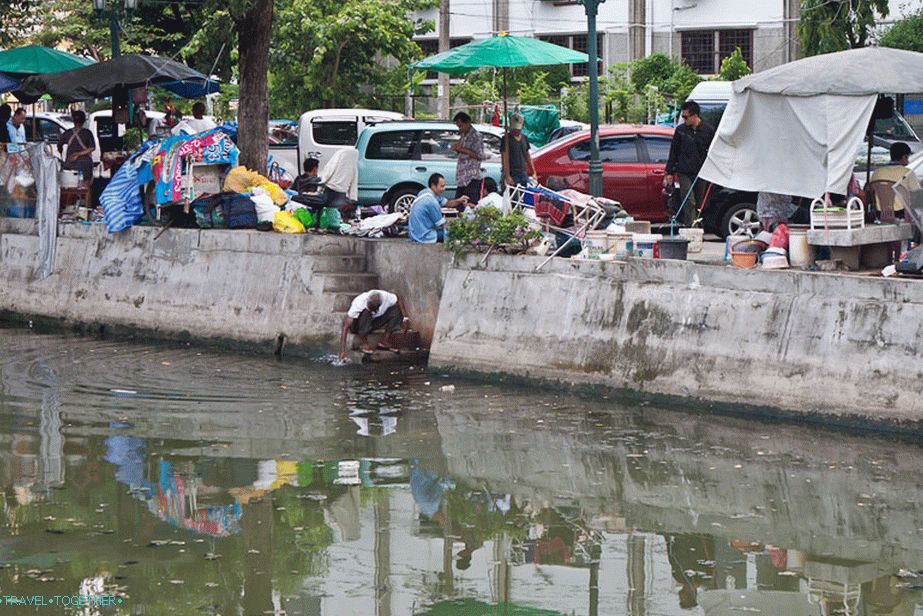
[430, 252, 923, 423]
[807, 223, 913, 246]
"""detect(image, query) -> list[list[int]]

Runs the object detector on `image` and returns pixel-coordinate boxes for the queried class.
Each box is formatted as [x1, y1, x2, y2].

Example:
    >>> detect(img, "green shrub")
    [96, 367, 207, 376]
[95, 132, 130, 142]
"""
[445, 206, 541, 255]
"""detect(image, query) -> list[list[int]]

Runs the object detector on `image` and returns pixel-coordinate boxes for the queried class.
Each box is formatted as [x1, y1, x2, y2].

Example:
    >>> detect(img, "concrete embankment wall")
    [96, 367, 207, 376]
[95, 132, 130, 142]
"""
[3, 218, 923, 423]
[429, 253, 923, 423]
[0, 219, 451, 354]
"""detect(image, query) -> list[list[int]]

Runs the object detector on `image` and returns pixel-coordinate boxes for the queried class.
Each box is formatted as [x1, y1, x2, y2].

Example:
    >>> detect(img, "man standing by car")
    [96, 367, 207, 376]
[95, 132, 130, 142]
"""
[452, 112, 484, 204]
[665, 101, 715, 226]
[501, 113, 535, 187]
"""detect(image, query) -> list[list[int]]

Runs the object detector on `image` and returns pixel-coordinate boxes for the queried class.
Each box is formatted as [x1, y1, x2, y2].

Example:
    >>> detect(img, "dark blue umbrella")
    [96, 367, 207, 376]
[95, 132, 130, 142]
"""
[0, 71, 21, 94]
[158, 78, 220, 99]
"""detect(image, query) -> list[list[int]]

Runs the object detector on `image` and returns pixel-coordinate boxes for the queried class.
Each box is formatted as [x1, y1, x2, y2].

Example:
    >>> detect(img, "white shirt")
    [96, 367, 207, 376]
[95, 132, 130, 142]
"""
[171, 117, 217, 136]
[463, 192, 504, 219]
[321, 147, 359, 201]
[347, 290, 397, 319]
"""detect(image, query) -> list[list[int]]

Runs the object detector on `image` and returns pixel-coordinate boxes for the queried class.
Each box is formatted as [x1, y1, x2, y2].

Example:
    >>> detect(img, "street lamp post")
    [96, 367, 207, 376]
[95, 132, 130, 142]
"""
[578, 0, 605, 197]
[92, 0, 138, 58]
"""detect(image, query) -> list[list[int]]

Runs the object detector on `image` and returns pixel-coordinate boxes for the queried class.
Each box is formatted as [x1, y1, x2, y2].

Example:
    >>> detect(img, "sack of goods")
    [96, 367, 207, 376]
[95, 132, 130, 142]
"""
[192, 192, 258, 229]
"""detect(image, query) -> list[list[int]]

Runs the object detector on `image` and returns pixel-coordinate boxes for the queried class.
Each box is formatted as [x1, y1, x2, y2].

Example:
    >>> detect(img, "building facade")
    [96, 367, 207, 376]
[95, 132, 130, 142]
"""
[414, 0, 921, 80]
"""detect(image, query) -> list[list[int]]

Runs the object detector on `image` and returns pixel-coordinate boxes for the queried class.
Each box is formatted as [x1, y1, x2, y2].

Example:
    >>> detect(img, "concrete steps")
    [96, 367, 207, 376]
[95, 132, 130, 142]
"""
[322, 272, 379, 293]
[311, 254, 369, 274]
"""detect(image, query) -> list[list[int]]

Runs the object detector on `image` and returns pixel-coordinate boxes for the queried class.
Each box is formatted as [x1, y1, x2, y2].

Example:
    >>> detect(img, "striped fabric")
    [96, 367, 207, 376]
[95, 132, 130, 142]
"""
[100, 146, 150, 234]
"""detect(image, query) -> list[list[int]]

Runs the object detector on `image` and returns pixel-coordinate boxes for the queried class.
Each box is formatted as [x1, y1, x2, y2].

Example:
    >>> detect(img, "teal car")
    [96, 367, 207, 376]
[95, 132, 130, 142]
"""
[356, 121, 505, 212]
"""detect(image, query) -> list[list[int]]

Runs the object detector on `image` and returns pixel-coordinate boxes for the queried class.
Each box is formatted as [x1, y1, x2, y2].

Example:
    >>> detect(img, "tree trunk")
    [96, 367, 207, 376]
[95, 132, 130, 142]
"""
[236, 0, 273, 172]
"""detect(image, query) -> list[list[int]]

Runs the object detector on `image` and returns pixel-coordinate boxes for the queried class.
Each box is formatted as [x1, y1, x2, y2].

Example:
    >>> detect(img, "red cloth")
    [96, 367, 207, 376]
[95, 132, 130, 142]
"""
[491, 105, 501, 127]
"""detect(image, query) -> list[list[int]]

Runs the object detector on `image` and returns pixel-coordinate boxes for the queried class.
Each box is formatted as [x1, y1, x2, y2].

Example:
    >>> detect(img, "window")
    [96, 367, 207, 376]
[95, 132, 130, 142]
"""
[366, 130, 418, 160]
[482, 132, 502, 161]
[418, 129, 459, 160]
[681, 29, 753, 74]
[25, 119, 64, 143]
[568, 136, 639, 163]
[538, 33, 603, 78]
[269, 122, 298, 146]
[312, 121, 358, 146]
[415, 38, 472, 79]
[599, 136, 639, 163]
[641, 135, 671, 164]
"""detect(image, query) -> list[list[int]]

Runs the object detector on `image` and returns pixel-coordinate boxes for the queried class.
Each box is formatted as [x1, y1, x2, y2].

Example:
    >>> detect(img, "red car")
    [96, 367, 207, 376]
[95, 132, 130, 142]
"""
[533, 125, 675, 222]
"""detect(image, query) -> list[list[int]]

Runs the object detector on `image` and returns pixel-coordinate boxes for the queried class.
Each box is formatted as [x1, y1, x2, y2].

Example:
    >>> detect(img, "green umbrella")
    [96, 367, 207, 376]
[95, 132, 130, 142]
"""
[0, 45, 95, 136]
[0, 45, 95, 77]
[413, 34, 590, 75]
[412, 33, 590, 133]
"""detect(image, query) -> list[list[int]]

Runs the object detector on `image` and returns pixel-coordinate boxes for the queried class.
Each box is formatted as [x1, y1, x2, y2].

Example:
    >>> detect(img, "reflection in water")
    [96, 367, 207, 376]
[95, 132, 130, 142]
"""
[0, 326, 921, 615]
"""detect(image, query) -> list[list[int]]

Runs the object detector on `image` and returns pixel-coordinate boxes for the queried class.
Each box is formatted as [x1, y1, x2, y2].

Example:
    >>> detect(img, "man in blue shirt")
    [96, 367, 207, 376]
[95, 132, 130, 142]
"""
[6, 108, 26, 150]
[408, 173, 468, 243]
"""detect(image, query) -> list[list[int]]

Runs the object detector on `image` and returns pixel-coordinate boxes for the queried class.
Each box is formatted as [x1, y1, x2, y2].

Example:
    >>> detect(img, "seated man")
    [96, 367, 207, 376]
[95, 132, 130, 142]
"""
[463, 176, 503, 219]
[870, 141, 922, 217]
[291, 158, 324, 230]
[339, 289, 410, 361]
[408, 173, 468, 243]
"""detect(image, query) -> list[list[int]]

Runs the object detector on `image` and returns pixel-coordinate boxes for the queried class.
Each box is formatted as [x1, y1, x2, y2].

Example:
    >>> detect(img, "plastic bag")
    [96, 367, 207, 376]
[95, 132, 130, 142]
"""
[293, 207, 314, 228]
[769, 224, 789, 250]
[319, 207, 341, 229]
[224, 165, 262, 193]
[251, 187, 278, 223]
[224, 165, 289, 206]
[273, 210, 305, 234]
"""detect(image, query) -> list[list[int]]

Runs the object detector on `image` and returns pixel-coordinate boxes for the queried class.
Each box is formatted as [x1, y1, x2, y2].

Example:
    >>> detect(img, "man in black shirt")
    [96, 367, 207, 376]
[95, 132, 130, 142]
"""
[665, 100, 715, 226]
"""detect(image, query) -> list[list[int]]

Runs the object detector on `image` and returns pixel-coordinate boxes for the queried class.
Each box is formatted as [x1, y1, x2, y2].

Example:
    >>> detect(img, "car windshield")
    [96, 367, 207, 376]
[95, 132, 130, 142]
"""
[874, 113, 919, 141]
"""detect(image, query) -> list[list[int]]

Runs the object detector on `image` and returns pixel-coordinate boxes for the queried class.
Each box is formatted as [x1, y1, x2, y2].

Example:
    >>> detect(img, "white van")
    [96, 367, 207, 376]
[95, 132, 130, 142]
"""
[687, 80, 733, 127]
[270, 108, 405, 177]
[87, 110, 167, 166]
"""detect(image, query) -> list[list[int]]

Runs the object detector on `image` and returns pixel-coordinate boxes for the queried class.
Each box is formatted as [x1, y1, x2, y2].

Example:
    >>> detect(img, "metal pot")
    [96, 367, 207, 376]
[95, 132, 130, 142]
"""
[58, 169, 81, 189]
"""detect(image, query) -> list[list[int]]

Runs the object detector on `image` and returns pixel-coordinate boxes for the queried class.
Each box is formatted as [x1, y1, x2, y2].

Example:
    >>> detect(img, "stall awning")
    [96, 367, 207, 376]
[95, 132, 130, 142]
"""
[699, 47, 923, 199]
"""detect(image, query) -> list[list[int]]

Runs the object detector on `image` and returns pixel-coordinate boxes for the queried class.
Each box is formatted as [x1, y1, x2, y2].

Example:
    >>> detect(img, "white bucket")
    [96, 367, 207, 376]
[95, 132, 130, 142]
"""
[606, 231, 633, 258]
[789, 230, 814, 268]
[632, 233, 662, 258]
[59, 169, 81, 189]
[678, 228, 704, 253]
[583, 230, 609, 259]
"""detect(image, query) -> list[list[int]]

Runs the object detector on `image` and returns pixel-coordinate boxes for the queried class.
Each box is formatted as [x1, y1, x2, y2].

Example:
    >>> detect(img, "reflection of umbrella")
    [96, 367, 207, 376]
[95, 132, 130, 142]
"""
[17, 54, 216, 103]
[0, 45, 94, 76]
[418, 599, 563, 616]
[412, 34, 589, 130]
[0, 72, 20, 94]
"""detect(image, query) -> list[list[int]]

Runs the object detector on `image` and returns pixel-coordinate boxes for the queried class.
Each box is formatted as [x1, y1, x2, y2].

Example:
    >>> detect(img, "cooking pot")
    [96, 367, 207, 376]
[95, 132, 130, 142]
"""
[59, 169, 81, 189]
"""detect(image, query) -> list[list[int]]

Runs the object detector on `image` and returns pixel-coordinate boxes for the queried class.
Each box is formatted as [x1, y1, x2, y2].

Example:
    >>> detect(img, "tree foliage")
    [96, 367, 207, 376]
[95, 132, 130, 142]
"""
[269, 0, 437, 115]
[0, 0, 32, 47]
[718, 47, 750, 81]
[798, 0, 889, 56]
[880, 8, 923, 53]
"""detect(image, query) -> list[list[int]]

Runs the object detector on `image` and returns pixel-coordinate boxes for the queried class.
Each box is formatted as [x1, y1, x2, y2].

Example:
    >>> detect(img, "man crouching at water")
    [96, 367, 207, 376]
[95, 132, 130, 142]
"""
[339, 290, 410, 361]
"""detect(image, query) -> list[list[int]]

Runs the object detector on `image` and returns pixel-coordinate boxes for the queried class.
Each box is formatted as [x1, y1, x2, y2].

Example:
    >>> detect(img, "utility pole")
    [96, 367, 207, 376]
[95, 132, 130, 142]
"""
[628, 0, 645, 61]
[438, 0, 450, 120]
[579, 0, 606, 197]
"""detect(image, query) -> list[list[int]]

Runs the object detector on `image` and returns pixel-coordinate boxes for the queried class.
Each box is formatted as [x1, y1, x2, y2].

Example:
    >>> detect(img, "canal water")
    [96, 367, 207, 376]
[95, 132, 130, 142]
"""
[0, 325, 921, 615]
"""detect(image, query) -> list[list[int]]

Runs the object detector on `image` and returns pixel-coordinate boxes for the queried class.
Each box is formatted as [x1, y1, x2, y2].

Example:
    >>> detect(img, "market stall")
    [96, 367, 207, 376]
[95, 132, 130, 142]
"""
[698, 47, 923, 271]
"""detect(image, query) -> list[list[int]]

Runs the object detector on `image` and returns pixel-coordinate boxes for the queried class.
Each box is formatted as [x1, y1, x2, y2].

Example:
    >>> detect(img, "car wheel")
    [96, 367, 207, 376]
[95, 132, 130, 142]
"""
[388, 188, 419, 214]
[720, 202, 760, 238]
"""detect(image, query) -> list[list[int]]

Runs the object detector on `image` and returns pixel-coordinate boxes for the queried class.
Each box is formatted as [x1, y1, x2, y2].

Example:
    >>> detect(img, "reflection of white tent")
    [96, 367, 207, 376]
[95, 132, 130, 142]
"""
[700, 590, 822, 616]
[699, 47, 923, 199]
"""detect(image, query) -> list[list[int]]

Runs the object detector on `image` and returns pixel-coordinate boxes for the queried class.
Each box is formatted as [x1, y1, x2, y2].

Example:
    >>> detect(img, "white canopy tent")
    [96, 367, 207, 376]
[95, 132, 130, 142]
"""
[699, 47, 923, 199]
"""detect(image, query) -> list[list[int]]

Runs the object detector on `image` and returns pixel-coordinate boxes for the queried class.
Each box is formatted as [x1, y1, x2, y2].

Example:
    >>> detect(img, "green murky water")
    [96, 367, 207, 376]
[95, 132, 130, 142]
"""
[0, 325, 922, 615]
